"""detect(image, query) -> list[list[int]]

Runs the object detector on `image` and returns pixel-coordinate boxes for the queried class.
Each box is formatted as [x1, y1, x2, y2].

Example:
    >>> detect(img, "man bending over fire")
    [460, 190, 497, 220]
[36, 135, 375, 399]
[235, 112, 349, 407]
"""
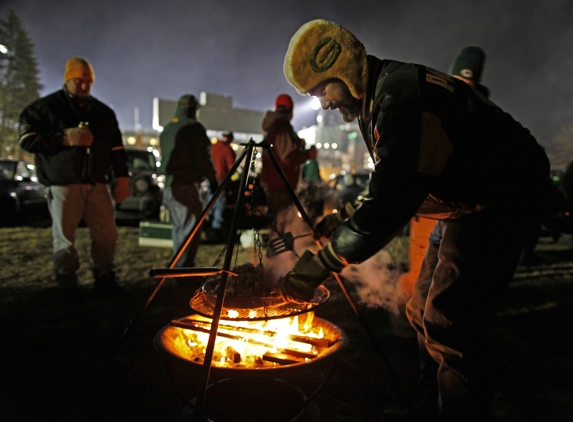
[280, 20, 550, 422]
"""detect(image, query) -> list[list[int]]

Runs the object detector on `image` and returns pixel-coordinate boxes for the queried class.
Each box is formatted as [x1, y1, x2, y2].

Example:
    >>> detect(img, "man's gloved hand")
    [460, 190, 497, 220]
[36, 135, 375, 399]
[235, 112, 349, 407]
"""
[314, 202, 355, 240]
[113, 177, 130, 204]
[209, 180, 220, 195]
[63, 127, 93, 147]
[281, 250, 332, 303]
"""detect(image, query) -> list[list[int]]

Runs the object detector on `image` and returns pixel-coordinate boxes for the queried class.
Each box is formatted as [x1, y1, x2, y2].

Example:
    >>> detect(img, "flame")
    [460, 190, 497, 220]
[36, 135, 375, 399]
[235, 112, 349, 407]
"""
[171, 312, 329, 368]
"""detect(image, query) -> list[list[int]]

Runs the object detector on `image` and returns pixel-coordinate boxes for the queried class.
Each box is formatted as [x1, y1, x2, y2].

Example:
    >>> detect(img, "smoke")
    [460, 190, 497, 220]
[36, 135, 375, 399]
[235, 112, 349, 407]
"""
[257, 182, 409, 321]
[341, 249, 408, 316]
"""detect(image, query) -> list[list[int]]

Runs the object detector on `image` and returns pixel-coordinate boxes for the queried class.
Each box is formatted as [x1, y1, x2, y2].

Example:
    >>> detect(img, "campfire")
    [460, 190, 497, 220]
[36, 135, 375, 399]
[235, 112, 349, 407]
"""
[155, 311, 347, 372]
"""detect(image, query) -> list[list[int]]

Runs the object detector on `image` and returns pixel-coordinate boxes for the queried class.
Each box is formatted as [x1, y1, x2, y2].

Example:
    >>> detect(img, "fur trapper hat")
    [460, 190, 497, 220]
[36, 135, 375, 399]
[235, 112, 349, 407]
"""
[284, 19, 368, 99]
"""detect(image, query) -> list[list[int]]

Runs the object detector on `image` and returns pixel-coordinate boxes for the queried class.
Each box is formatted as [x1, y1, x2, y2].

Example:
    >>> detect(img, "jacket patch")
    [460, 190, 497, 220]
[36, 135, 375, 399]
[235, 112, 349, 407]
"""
[425, 67, 455, 93]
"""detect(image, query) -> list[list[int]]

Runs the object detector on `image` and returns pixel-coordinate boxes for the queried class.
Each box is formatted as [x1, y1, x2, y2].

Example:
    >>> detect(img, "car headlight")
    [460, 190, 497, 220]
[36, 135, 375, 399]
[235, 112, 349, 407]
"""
[134, 179, 149, 193]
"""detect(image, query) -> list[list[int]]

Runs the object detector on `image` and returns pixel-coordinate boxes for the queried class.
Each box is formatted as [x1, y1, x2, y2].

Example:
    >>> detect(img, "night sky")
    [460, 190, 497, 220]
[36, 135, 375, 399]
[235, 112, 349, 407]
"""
[1, 0, 572, 147]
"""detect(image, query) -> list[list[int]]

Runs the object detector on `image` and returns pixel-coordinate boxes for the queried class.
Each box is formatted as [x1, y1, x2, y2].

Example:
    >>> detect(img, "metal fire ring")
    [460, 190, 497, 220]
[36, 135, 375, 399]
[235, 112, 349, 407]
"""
[190, 285, 330, 321]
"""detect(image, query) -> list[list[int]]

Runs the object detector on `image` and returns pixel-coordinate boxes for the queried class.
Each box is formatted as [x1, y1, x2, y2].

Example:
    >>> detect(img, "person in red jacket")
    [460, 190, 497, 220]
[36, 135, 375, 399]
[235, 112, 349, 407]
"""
[260, 94, 309, 221]
[208, 131, 236, 237]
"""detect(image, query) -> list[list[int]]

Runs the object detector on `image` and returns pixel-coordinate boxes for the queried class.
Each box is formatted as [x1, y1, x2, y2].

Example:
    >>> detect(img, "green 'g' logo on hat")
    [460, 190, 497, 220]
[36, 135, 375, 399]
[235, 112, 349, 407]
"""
[310, 37, 341, 73]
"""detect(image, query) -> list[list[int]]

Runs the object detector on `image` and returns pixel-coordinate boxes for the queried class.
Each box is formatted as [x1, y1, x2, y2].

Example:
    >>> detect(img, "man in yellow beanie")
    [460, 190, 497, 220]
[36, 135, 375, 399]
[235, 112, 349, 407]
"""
[19, 57, 130, 300]
[280, 20, 551, 421]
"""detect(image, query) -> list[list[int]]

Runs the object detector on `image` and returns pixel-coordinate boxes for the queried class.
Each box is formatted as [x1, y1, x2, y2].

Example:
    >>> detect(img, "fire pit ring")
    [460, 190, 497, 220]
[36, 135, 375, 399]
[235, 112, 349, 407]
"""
[155, 314, 347, 377]
[154, 314, 348, 421]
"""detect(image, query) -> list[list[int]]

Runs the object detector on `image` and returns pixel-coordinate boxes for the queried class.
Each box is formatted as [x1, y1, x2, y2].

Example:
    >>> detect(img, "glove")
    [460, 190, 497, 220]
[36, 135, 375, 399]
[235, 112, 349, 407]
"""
[64, 127, 93, 147]
[209, 180, 220, 195]
[314, 202, 356, 240]
[281, 250, 332, 303]
[113, 177, 130, 204]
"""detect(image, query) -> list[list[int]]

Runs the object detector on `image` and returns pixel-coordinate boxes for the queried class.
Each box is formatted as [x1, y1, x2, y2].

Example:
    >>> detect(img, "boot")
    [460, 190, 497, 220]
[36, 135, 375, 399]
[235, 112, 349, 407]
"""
[55, 273, 81, 303]
[93, 269, 124, 299]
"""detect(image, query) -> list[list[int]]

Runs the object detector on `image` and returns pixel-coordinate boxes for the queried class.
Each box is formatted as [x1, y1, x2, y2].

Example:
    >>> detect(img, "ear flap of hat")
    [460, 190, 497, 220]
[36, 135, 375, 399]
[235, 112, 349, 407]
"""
[283, 19, 368, 99]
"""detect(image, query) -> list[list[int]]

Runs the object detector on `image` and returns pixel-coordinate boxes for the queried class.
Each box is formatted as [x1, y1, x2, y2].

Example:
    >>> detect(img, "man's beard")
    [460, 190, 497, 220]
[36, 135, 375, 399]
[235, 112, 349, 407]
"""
[335, 83, 361, 122]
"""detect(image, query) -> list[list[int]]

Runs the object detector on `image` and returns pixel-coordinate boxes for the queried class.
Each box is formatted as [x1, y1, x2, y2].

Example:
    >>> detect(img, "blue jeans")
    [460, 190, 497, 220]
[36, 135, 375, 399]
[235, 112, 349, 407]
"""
[406, 196, 545, 421]
[208, 182, 227, 230]
[48, 183, 118, 277]
[162, 184, 203, 268]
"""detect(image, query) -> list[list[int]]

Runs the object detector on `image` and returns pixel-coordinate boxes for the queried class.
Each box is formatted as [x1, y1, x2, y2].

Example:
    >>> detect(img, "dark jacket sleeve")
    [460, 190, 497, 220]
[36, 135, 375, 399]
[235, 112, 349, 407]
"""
[330, 66, 438, 263]
[19, 102, 67, 154]
[107, 112, 129, 179]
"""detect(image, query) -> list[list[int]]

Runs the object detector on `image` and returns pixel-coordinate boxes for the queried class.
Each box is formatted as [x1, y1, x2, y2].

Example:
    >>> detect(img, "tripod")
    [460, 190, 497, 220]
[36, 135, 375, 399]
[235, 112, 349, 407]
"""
[112, 138, 397, 415]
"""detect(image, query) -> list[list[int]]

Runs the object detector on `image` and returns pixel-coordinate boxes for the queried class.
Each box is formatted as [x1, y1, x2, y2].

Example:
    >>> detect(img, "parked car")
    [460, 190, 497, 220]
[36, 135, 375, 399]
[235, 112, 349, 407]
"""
[114, 147, 163, 221]
[326, 170, 370, 207]
[0, 158, 49, 225]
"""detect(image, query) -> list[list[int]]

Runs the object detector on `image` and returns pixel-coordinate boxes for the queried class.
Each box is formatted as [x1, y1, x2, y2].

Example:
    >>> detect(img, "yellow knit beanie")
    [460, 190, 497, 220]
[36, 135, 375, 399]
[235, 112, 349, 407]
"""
[284, 20, 368, 99]
[64, 57, 95, 83]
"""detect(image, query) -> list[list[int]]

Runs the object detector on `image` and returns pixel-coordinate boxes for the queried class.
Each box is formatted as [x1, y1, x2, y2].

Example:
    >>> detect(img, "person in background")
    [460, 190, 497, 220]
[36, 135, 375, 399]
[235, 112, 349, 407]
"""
[281, 20, 550, 421]
[159, 94, 218, 269]
[301, 145, 322, 183]
[260, 94, 309, 221]
[19, 57, 130, 300]
[449, 45, 490, 97]
[398, 45, 491, 314]
[208, 131, 236, 241]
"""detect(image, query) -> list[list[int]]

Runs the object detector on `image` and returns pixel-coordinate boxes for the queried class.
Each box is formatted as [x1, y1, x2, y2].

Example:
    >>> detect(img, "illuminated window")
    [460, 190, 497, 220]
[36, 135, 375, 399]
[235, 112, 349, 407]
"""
[127, 137, 136, 145]
[149, 138, 157, 146]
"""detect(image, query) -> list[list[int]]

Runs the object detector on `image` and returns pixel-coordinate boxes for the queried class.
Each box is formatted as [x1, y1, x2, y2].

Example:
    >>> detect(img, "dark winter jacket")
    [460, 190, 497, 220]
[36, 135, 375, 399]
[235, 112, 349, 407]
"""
[331, 56, 550, 264]
[18, 88, 128, 186]
[158, 107, 217, 188]
[260, 110, 308, 191]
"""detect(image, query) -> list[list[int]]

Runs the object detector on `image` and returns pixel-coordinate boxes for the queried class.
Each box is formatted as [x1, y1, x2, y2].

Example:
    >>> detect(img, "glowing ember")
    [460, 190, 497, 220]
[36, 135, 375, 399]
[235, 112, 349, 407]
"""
[168, 312, 331, 369]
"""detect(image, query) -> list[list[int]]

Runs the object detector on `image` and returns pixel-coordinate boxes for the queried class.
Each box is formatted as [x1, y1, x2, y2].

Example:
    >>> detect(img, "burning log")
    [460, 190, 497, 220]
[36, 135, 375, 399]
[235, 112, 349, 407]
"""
[170, 318, 332, 348]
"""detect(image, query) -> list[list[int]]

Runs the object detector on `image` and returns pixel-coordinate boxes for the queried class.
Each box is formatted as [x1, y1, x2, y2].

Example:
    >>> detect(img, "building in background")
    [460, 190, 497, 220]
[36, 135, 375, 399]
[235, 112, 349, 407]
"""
[123, 92, 372, 181]
[298, 107, 371, 180]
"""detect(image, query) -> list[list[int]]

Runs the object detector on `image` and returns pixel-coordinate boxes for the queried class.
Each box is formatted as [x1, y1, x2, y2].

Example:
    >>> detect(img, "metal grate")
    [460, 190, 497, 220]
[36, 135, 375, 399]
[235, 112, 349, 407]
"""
[190, 285, 330, 321]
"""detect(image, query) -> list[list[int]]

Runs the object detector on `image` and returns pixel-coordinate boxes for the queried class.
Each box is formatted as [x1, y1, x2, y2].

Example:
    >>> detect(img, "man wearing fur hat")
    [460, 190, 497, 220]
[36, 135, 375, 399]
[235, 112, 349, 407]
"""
[281, 20, 551, 421]
[19, 57, 129, 300]
[159, 94, 218, 269]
